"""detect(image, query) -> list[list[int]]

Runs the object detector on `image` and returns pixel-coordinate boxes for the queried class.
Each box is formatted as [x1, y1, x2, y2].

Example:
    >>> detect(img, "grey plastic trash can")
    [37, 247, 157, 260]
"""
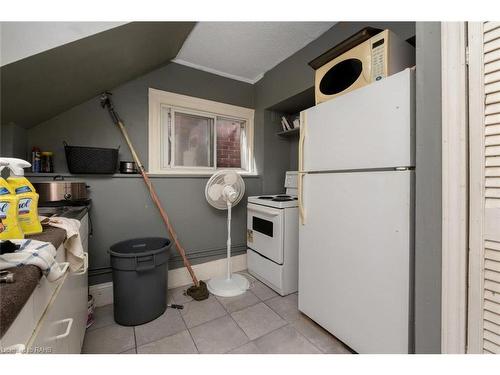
[109, 237, 171, 326]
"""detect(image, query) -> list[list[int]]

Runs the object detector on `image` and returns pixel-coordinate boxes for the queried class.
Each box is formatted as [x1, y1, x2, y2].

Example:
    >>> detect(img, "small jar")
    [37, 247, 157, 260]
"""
[41, 151, 54, 173]
[31, 147, 41, 173]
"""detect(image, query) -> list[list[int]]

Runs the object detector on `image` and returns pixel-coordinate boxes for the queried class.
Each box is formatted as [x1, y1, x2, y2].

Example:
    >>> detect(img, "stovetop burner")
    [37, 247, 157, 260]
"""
[258, 196, 274, 200]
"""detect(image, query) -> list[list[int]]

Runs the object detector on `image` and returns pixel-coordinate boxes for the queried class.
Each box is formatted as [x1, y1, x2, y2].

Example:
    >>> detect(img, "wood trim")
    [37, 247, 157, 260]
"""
[467, 21, 486, 354]
[441, 21, 468, 354]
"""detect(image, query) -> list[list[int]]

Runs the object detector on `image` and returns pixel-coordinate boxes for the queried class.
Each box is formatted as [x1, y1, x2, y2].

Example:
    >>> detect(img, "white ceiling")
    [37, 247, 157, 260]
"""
[173, 22, 335, 84]
[0, 22, 126, 66]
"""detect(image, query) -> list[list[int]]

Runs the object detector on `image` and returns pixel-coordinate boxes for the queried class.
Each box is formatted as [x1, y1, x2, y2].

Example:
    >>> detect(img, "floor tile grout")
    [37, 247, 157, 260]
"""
[86, 278, 351, 354]
[180, 295, 229, 330]
[216, 289, 261, 313]
[133, 326, 138, 353]
[228, 318, 321, 355]
[286, 324, 324, 354]
[224, 299, 288, 343]
[191, 290, 254, 353]
[227, 309, 252, 344]
[179, 302, 201, 354]
[185, 328, 201, 354]
[249, 322, 294, 350]
[228, 303, 278, 341]
[261, 295, 327, 354]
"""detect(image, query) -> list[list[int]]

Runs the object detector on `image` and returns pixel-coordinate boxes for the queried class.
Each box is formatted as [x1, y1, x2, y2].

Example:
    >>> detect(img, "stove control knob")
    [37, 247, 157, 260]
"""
[64, 193, 72, 200]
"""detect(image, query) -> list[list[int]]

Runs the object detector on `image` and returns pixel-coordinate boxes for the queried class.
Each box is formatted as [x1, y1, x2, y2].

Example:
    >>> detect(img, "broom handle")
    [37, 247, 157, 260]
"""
[116, 120, 200, 287]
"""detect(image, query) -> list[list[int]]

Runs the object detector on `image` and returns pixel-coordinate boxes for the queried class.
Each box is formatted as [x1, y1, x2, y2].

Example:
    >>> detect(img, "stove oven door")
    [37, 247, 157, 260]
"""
[247, 203, 284, 264]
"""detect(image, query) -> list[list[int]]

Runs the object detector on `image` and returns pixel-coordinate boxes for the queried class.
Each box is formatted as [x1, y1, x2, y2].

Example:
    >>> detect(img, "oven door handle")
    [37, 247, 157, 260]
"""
[248, 205, 280, 217]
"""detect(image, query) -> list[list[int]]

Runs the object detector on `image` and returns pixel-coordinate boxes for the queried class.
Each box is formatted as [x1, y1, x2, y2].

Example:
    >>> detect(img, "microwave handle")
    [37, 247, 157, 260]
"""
[248, 205, 280, 217]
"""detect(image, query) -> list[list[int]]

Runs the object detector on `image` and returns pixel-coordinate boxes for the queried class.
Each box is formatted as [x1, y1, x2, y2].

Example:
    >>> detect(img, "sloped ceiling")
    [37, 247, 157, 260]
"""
[174, 22, 335, 83]
[1, 22, 195, 128]
[0, 22, 127, 67]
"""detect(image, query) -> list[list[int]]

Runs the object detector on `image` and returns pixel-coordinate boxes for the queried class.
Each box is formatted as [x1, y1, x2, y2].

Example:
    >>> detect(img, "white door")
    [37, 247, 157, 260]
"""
[468, 21, 500, 354]
[247, 203, 284, 264]
[300, 68, 415, 173]
[298, 170, 413, 353]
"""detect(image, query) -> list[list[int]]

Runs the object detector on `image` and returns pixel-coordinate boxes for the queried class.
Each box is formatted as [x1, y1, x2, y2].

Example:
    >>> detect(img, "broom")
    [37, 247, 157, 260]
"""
[100, 91, 209, 301]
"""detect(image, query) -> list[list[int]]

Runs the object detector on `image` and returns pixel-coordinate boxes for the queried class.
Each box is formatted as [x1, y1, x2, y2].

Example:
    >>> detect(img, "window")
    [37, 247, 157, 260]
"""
[149, 89, 255, 175]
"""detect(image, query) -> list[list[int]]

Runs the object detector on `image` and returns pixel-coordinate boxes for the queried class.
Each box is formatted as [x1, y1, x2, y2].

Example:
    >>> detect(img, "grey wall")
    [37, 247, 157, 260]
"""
[27, 62, 257, 284]
[1, 122, 27, 158]
[414, 22, 442, 354]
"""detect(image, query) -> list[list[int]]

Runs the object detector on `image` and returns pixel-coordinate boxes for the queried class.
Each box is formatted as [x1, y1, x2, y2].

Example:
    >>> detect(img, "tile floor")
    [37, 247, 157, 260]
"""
[83, 276, 353, 354]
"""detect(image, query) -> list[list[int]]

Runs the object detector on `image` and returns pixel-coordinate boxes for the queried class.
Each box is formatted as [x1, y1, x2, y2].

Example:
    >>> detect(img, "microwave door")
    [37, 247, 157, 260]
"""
[247, 203, 284, 264]
[319, 58, 364, 97]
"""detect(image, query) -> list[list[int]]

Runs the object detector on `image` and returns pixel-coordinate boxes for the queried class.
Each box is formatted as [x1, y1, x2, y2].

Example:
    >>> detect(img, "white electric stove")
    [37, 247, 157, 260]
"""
[246, 171, 299, 295]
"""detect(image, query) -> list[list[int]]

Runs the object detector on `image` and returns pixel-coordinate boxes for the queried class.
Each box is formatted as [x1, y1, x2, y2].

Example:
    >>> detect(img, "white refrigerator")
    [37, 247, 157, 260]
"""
[298, 68, 415, 354]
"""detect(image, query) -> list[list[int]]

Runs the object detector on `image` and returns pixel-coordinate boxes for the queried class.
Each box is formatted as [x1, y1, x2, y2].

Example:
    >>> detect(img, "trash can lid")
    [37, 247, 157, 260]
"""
[109, 237, 171, 257]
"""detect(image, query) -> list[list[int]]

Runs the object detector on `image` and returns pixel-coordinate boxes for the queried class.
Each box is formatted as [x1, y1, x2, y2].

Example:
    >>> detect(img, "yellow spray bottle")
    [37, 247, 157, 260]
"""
[0, 161, 24, 239]
[1, 158, 42, 235]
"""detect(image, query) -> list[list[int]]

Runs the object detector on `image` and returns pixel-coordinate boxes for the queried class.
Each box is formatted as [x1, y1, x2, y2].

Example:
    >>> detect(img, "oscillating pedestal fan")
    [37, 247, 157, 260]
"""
[205, 170, 249, 297]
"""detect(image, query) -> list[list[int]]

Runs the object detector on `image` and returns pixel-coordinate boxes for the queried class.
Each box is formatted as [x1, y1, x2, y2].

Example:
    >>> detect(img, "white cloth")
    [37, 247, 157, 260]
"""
[41, 216, 84, 272]
[0, 239, 65, 281]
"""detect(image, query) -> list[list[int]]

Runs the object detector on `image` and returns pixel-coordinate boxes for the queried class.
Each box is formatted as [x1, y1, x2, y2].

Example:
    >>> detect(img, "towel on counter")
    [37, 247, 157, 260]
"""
[0, 239, 65, 281]
[40, 216, 84, 272]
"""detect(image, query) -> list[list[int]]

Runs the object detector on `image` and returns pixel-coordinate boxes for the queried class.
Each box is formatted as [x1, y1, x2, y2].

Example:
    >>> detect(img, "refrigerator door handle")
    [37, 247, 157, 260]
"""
[298, 172, 306, 225]
[299, 111, 307, 173]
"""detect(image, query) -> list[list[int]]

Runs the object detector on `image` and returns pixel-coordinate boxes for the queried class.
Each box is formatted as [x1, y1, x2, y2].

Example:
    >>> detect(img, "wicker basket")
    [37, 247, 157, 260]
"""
[64, 141, 119, 174]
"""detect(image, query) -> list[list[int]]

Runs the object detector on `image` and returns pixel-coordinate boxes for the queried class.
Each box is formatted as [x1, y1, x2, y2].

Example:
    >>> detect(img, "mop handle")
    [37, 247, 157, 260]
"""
[100, 96, 201, 287]
[100, 92, 200, 286]
[117, 119, 200, 286]
[118, 120, 199, 286]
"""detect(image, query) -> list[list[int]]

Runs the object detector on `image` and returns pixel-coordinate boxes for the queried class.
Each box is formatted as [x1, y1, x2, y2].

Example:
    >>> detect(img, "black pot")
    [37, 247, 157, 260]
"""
[119, 161, 138, 174]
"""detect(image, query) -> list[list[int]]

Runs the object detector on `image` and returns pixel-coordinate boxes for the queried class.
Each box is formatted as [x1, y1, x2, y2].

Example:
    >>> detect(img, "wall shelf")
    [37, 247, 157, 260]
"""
[25, 172, 260, 179]
[276, 127, 300, 137]
[268, 87, 314, 139]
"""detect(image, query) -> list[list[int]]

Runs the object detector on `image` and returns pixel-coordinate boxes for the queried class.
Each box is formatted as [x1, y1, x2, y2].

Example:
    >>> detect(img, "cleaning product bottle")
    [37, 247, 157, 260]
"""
[0, 161, 24, 239]
[1, 158, 42, 235]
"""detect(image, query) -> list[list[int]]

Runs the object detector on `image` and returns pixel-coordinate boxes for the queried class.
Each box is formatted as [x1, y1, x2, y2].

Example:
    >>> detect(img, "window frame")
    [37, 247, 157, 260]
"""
[148, 88, 255, 175]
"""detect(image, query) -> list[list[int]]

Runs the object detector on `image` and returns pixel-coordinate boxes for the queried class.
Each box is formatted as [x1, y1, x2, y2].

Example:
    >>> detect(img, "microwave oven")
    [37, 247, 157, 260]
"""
[311, 28, 415, 104]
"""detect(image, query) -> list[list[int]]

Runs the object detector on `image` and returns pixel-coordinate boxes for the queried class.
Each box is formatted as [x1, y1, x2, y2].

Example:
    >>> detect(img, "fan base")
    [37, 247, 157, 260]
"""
[207, 274, 250, 297]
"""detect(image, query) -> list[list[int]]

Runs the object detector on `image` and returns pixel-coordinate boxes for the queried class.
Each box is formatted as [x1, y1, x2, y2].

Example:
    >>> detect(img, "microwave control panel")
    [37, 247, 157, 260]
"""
[371, 38, 386, 82]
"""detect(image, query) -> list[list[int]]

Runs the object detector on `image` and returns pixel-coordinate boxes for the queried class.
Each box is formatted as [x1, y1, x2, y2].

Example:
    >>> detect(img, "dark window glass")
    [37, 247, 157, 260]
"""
[319, 58, 363, 95]
[252, 217, 273, 237]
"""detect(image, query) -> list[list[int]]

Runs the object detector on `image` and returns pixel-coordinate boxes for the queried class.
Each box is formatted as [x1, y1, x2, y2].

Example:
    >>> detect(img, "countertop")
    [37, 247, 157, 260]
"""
[0, 207, 88, 338]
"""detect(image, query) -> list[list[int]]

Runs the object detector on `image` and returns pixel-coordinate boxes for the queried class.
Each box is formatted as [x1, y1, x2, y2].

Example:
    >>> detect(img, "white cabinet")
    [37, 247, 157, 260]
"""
[1, 213, 89, 354]
[61, 253, 88, 351]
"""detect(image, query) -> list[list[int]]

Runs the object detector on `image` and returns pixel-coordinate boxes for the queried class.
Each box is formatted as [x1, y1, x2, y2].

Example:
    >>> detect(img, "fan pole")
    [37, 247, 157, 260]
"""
[226, 200, 232, 280]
